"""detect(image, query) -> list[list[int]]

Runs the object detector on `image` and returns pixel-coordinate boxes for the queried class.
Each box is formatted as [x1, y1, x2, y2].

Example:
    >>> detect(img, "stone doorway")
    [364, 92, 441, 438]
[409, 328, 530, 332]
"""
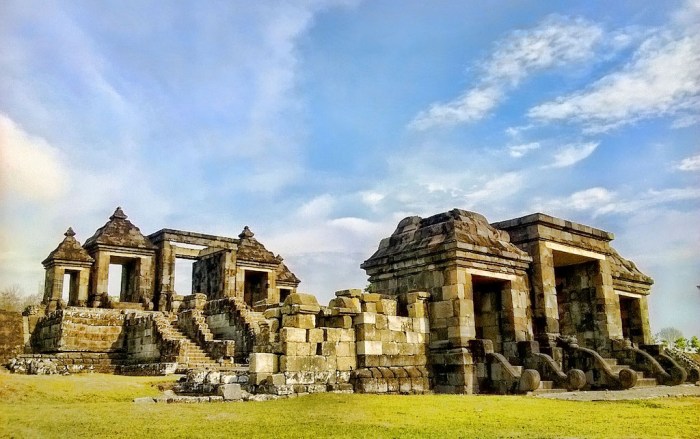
[243, 270, 268, 307]
[473, 275, 508, 354]
[619, 295, 644, 344]
[552, 253, 599, 349]
[108, 256, 140, 303]
[61, 270, 80, 305]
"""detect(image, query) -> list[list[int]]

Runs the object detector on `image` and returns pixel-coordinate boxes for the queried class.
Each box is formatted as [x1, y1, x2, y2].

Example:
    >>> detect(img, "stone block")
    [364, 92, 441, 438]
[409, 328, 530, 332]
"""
[263, 307, 281, 319]
[335, 289, 363, 298]
[407, 303, 426, 318]
[328, 297, 361, 314]
[283, 293, 321, 309]
[431, 300, 454, 319]
[308, 328, 324, 343]
[280, 327, 307, 343]
[324, 328, 341, 342]
[362, 293, 381, 303]
[376, 299, 397, 316]
[413, 318, 430, 334]
[356, 341, 383, 356]
[282, 314, 316, 329]
[217, 383, 242, 401]
[441, 284, 465, 300]
[361, 302, 377, 313]
[250, 353, 278, 374]
[354, 312, 376, 325]
[338, 328, 355, 342]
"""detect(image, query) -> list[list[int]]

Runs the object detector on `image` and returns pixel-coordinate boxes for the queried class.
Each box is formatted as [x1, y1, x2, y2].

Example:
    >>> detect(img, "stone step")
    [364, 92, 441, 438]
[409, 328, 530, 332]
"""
[602, 358, 618, 366]
[529, 381, 568, 395]
[539, 380, 554, 390]
[635, 377, 658, 387]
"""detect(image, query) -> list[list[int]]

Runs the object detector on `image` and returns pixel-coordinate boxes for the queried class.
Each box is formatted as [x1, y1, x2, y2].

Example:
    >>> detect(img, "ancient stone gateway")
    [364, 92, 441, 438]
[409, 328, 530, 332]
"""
[7, 207, 698, 395]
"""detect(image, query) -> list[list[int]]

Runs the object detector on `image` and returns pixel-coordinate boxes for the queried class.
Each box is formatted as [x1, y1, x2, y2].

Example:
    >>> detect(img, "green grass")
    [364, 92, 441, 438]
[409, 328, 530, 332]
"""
[1, 372, 698, 438]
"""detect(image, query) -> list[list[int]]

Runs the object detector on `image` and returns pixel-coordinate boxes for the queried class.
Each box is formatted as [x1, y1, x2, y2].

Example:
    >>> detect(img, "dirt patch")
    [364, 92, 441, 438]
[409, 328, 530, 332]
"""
[535, 384, 700, 401]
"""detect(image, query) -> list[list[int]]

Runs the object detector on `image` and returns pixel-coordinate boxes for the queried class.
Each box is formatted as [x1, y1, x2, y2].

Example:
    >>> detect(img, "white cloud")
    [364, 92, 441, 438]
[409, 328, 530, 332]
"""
[0, 114, 69, 201]
[463, 172, 523, 205]
[678, 153, 700, 171]
[548, 142, 599, 168]
[528, 33, 700, 132]
[411, 16, 604, 130]
[297, 194, 336, 219]
[534, 186, 700, 217]
[360, 191, 385, 207]
[508, 142, 541, 158]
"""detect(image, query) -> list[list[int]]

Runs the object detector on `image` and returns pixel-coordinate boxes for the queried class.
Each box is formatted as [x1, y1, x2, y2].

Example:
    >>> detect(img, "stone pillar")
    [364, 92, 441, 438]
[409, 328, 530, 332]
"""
[90, 251, 110, 298]
[43, 267, 64, 311]
[77, 268, 90, 306]
[266, 272, 279, 305]
[593, 259, 623, 355]
[223, 251, 237, 299]
[155, 241, 175, 296]
[500, 276, 533, 361]
[525, 241, 559, 350]
[136, 256, 155, 305]
[429, 266, 477, 394]
[637, 296, 652, 345]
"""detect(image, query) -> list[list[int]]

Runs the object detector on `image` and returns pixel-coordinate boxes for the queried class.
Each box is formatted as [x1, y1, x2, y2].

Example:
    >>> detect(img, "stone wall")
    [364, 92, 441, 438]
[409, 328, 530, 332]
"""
[192, 251, 228, 300]
[0, 310, 25, 365]
[248, 291, 432, 395]
[31, 308, 126, 353]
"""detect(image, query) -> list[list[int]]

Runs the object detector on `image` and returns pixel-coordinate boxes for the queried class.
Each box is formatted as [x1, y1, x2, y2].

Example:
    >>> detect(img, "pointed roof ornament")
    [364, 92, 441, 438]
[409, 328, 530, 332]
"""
[42, 227, 94, 266]
[110, 206, 128, 221]
[239, 226, 254, 239]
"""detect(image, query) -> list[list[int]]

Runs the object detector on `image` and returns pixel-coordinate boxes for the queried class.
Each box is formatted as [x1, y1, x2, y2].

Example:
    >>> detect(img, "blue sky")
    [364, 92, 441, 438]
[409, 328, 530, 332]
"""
[1, 1, 698, 335]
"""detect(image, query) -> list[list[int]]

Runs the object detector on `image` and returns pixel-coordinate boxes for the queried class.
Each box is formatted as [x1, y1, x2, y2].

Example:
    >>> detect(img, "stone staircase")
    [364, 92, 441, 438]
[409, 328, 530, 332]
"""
[602, 357, 658, 387]
[166, 320, 239, 372]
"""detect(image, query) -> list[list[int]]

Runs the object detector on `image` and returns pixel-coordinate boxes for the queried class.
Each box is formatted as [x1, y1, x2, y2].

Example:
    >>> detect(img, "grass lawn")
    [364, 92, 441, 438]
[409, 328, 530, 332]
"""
[1, 371, 698, 438]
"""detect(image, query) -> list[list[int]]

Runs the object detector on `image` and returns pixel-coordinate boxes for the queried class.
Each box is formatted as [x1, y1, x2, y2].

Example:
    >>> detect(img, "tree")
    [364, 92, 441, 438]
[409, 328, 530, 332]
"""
[690, 336, 700, 353]
[674, 337, 688, 351]
[0, 285, 42, 312]
[655, 327, 684, 347]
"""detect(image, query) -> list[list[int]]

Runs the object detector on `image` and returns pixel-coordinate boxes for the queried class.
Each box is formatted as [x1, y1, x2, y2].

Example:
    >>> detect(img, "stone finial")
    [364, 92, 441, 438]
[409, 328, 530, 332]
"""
[64, 227, 76, 237]
[238, 226, 254, 239]
[110, 206, 128, 220]
[275, 254, 283, 262]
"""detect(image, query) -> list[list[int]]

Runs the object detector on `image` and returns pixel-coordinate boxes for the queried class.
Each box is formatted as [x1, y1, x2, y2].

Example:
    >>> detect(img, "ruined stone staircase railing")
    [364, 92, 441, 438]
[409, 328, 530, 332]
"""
[203, 298, 267, 363]
[654, 347, 699, 383]
[469, 339, 541, 394]
[124, 312, 187, 364]
[558, 338, 637, 389]
[611, 340, 681, 385]
[177, 309, 235, 362]
[519, 341, 586, 391]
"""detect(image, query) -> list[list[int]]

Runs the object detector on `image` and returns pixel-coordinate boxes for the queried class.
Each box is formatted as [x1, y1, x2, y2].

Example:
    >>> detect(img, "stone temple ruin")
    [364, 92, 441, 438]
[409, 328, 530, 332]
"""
[4, 207, 699, 397]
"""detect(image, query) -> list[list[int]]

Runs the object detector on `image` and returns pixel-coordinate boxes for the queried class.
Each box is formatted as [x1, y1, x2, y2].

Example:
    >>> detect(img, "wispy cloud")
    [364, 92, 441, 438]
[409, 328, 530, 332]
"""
[547, 142, 599, 168]
[677, 153, 700, 171]
[528, 32, 700, 132]
[508, 142, 541, 158]
[0, 114, 69, 201]
[534, 186, 700, 217]
[410, 16, 604, 130]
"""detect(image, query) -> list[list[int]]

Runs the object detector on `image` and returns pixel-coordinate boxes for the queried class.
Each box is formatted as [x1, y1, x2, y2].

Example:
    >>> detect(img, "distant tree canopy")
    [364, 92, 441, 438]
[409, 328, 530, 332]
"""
[0, 285, 42, 312]
[655, 327, 684, 346]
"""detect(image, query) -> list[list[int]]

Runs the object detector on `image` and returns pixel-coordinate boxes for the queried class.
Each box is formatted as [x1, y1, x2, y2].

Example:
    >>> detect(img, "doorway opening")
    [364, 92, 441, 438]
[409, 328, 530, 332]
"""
[243, 270, 268, 306]
[473, 275, 508, 353]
